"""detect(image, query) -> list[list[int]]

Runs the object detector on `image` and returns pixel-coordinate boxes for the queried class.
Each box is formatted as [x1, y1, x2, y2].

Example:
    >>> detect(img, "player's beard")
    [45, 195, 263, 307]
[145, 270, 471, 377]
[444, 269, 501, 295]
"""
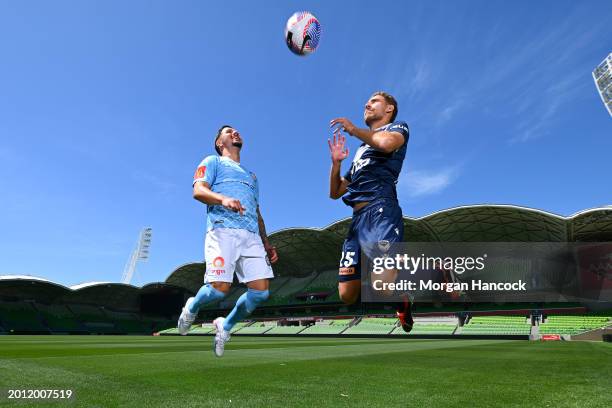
[232, 142, 243, 149]
[364, 109, 382, 127]
[364, 114, 377, 127]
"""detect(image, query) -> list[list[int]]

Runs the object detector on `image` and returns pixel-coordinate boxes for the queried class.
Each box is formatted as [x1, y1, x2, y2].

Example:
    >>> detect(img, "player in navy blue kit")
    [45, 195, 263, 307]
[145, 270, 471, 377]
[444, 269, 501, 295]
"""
[328, 91, 413, 332]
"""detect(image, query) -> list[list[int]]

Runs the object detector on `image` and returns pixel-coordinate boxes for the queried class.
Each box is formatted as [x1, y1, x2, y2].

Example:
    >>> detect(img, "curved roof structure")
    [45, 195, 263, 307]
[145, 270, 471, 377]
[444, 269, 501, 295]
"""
[58, 283, 142, 310]
[69, 281, 114, 290]
[2, 205, 611, 307]
[0, 276, 192, 310]
[164, 262, 205, 294]
[257, 205, 611, 277]
[0, 276, 69, 304]
[0, 275, 54, 282]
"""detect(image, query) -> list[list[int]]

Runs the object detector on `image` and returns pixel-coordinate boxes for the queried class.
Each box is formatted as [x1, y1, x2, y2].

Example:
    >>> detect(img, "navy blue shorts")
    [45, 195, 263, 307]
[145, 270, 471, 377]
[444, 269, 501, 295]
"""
[338, 198, 404, 282]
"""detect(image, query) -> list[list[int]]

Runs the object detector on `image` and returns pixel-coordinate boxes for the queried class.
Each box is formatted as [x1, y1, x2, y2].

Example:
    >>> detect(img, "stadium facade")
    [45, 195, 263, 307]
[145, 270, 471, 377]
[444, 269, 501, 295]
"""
[1, 205, 611, 337]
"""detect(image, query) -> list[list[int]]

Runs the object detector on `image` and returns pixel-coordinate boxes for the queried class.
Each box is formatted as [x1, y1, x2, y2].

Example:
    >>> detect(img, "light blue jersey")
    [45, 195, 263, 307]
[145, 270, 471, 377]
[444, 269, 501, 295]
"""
[193, 155, 259, 234]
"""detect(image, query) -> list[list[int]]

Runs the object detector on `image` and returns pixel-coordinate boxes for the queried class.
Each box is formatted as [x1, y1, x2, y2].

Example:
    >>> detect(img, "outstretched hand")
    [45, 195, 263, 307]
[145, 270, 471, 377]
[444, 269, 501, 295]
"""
[330, 117, 357, 136]
[328, 130, 350, 164]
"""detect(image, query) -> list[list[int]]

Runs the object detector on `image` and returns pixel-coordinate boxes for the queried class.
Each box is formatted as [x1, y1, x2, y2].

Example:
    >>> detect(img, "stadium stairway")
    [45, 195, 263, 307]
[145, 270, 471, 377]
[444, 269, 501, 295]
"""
[530, 322, 540, 339]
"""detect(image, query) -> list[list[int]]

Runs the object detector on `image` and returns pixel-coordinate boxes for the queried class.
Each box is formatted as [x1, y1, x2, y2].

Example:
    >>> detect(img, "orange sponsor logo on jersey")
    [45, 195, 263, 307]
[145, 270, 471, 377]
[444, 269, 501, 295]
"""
[212, 256, 225, 268]
[194, 166, 206, 180]
[339, 267, 355, 275]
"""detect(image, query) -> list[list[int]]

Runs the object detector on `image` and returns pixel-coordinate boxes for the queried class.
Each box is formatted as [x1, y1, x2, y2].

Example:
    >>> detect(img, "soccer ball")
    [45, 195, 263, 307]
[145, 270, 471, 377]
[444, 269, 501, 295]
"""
[284, 11, 321, 56]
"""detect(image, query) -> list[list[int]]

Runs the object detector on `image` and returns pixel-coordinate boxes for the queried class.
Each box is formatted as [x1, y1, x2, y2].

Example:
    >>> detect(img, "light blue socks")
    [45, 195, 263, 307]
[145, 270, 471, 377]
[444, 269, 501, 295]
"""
[223, 288, 269, 331]
[188, 284, 226, 314]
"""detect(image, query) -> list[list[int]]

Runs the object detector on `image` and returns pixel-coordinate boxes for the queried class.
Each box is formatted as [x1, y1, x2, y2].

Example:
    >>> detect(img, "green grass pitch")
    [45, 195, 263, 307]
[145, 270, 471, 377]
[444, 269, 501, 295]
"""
[0, 336, 611, 407]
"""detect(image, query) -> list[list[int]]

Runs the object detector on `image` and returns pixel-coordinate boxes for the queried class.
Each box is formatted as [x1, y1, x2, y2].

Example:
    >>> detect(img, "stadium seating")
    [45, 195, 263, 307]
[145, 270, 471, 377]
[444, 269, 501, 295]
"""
[157, 323, 214, 335]
[343, 317, 397, 335]
[299, 319, 353, 335]
[189, 324, 215, 334]
[539, 315, 611, 335]
[201, 287, 237, 310]
[216, 287, 246, 309]
[392, 323, 456, 335]
[104, 310, 152, 334]
[229, 322, 250, 334]
[158, 327, 180, 334]
[0, 301, 48, 332]
[459, 315, 530, 335]
[143, 317, 175, 333]
[233, 321, 274, 334]
[266, 273, 318, 306]
[213, 277, 296, 310]
[285, 270, 340, 305]
[0, 300, 174, 335]
[67, 304, 106, 319]
[265, 325, 306, 334]
[155, 313, 612, 338]
[324, 291, 341, 303]
[67, 304, 117, 334]
[391, 316, 458, 335]
[302, 270, 337, 291]
[268, 276, 292, 295]
[35, 303, 85, 333]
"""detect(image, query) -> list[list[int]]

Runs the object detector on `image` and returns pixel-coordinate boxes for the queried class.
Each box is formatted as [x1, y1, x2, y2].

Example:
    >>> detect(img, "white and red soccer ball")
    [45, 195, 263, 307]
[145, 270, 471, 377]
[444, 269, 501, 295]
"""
[285, 11, 321, 56]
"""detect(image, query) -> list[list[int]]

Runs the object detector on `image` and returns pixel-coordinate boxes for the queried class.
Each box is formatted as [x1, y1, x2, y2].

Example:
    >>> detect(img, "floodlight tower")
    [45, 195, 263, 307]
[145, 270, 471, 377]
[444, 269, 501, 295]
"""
[121, 227, 152, 285]
[592, 53, 612, 116]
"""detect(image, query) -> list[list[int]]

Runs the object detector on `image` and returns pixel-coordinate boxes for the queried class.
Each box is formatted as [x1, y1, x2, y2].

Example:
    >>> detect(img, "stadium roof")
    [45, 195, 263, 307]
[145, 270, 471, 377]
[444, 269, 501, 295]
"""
[165, 205, 612, 282]
[0, 276, 189, 308]
[0, 275, 53, 283]
[164, 262, 205, 294]
[60, 282, 143, 310]
[2, 205, 611, 304]
[0, 276, 73, 303]
[70, 281, 115, 290]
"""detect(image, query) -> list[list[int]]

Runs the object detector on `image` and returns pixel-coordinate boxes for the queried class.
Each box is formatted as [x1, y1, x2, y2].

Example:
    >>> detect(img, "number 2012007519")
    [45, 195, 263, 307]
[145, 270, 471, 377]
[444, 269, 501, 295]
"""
[5, 389, 74, 400]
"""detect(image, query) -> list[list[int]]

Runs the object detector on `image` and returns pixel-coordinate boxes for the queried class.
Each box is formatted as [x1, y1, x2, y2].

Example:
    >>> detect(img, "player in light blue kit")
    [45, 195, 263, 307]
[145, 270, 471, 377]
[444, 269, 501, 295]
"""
[177, 125, 278, 357]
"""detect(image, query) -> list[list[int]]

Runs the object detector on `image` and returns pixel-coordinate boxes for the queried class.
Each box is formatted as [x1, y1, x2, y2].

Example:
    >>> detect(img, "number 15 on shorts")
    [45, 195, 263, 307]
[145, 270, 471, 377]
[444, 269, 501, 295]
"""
[340, 251, 355, 267]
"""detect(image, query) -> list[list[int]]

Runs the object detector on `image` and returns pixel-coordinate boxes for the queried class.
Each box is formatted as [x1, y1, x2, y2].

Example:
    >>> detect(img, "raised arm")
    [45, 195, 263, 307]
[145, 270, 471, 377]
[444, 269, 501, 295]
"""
[328, 130, 350, 199]
[330, 118, 404, 153]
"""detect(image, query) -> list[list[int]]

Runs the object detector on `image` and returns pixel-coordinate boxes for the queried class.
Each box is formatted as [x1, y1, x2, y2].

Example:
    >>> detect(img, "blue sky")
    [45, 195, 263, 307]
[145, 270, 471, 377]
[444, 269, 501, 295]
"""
[0, 0, 610, 286]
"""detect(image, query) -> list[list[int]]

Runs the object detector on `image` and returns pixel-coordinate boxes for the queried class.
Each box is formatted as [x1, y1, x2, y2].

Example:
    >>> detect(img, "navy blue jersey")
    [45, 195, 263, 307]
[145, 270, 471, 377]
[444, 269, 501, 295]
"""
[342, 121, 409, 207]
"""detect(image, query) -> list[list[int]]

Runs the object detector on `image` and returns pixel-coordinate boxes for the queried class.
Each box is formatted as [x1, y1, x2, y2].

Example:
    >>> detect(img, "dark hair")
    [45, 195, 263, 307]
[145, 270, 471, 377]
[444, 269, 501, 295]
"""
[214, 125, 232, 155]
[372, 91, 398, 122]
